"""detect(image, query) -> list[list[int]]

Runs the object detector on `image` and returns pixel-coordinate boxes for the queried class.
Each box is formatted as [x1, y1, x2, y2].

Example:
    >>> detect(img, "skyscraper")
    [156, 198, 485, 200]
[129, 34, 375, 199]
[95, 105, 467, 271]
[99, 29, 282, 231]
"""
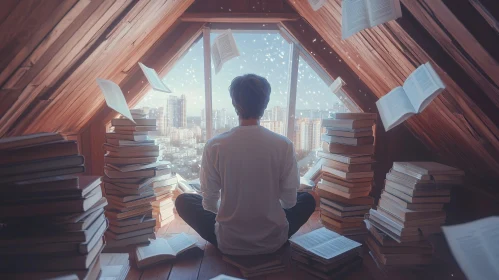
[294, 118, 322, 152]
[167, 95, 187, 128]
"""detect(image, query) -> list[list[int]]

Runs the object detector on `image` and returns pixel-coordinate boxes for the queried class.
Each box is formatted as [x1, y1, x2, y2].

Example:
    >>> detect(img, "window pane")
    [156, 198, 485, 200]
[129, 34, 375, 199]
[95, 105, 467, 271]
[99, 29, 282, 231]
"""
[210, 32, 291, 137]
[294, 56, 350, 176]
[133, 39, 205, 180]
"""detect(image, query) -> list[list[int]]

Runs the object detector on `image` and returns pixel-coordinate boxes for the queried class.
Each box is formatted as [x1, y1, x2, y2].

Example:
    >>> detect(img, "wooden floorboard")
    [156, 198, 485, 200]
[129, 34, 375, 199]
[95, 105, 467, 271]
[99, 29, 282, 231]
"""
[123, 211, 465, 280]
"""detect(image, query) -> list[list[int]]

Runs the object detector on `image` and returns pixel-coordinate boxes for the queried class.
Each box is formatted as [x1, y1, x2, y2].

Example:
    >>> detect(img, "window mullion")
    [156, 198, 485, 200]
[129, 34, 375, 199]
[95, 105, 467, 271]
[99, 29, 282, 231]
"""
[203, 27, 213, 140]
[286, 43, 300, 141]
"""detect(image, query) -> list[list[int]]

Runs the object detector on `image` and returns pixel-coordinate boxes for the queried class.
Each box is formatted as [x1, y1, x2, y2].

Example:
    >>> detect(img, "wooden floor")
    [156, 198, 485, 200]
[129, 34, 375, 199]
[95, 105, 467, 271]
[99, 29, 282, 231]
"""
[124, 211, 467, 280]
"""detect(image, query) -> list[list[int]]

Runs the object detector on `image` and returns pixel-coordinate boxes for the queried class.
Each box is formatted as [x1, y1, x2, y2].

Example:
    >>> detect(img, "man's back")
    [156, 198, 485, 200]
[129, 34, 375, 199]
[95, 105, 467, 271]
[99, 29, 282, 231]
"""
[201, 125, 299, 255]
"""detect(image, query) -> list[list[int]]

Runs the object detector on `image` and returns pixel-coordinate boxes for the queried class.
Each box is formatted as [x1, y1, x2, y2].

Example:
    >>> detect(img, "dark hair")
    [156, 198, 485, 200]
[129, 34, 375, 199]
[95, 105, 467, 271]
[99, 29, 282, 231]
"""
[229, 74, 271, 119]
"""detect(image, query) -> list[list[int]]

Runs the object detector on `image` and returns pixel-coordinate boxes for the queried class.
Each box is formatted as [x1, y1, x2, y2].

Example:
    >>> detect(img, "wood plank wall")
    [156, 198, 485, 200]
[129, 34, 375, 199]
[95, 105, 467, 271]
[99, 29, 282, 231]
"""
[287, 0, 499, 187]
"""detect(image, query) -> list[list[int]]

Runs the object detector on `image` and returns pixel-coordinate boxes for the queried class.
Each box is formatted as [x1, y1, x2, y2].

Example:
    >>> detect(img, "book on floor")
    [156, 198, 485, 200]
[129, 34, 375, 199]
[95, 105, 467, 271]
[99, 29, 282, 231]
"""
[289, 227, 362, 263]
[376, 62, 445, 131]
[135, 233, 197, 269]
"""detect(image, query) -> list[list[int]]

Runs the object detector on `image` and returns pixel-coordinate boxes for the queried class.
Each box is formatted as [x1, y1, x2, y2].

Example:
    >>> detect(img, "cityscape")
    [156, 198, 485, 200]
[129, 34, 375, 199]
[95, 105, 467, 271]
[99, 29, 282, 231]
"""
[135, 94, 348, 180]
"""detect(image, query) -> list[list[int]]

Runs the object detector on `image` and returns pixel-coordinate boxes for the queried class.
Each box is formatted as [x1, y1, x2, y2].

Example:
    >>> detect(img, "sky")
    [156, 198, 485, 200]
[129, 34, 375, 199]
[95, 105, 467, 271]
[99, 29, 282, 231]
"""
[135, 32, 343, 116]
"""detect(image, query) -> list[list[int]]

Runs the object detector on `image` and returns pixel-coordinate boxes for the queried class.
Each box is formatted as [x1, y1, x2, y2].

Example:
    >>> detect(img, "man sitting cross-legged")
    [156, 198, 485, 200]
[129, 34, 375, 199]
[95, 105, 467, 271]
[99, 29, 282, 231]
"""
[175, 74, 316, 255]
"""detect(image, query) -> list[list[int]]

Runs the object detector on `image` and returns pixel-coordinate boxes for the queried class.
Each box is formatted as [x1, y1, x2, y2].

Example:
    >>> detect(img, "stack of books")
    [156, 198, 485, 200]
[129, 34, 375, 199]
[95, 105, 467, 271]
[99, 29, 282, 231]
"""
[100, 253, 130, 280]
[366, 161, 464, 267]
[316, 113, 376, 241]
[290, 227, 363, 279]
[151, 175, 177, 230]
[0, 133, 107, 279]
[103, 109, 176, 250]
[222, 251, 285, 278]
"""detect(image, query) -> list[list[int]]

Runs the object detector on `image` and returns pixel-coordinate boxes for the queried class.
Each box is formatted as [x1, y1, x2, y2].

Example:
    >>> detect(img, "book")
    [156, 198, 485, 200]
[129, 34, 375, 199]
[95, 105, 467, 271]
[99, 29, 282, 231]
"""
[322, 142, 374, 155]
[366, 235, 433, 255]
[342, 0, 402, 39]
[321, 134, 374, 146]
[111, 118, 156, 126]
[317, 188, 374, 205]
[380, 191, 443, 210]
[442, 216, 499, 280]
[209, 275, 243, 280]
[104, 156, 158, 165]
[105, 233, 153, 249]
[318, 181, 371, 194]
[321, 118, 374, 129]
[211, 30, 240, 74]
[222, 253, 282, 273]
[383, 185, 450, 204]
[97, 78, 134, 122]
[320, 197, 371, 212]
[109, 218, 156, 234]
[321, 165, 373, 180]
[317, 151, 373, 164]
[114, 126, 157, 132]
[0, 140, 78, 165]
[321, 172, 372, 184]
[376, 62, 445, 131]
[289, 227, 362, 263]
[378, 198, 446, 221]
[325, 127, 373, 138]
[392, 162, 464, 178]
[320, 204, 368, 218]
[0, 166, 85, 184]
[106, 161, 169, 173]
[106, 150, 159, 158]
[0, 132, 64, 150]
[106, 138, 155, 146]
[105, 132, 149, 141]
[320, 214, 364, 229]
[319, 158, 372, 173]
[104, 165, 170, 179]
[0, 155, 84, 176]
[107, 214, 145, 227]
[366, 240, 433, 266]
[317, 183, 370, 199]
[297, 256, 363, 280]
[0, 182, 101, 217]
[106, 227, 154, 240]
[385, 180, 451, 197]
[135, 233, 197, 269]
[328, 112, 377, 120]
[100, 253, 130, 280]
[138, 62, 172, 93]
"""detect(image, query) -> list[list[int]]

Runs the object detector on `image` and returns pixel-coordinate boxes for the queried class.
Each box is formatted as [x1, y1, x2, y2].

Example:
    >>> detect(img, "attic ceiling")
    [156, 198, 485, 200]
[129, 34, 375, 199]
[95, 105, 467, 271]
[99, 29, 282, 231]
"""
[0, 0, 498, 187]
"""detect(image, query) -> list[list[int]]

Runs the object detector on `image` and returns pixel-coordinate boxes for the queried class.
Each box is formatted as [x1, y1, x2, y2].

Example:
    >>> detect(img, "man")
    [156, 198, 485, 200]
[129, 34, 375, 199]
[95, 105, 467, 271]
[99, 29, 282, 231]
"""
[175, 74, 316, 255]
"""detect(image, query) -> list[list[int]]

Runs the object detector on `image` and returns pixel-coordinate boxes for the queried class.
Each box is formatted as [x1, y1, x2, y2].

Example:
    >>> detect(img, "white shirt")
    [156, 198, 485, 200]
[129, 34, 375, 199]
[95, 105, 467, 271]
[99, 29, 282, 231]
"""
[200, 125, 299, 255]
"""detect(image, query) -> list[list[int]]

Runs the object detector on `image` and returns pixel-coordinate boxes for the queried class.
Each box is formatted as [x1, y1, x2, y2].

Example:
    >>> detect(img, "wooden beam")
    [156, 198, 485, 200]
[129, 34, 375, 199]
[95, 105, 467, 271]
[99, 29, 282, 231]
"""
[203, 27, 213, 140]
[469, 0, 499, 34]
[180, 12, 300, 23]
[208, 22, 280, 31]
[285, 43, 299, 140]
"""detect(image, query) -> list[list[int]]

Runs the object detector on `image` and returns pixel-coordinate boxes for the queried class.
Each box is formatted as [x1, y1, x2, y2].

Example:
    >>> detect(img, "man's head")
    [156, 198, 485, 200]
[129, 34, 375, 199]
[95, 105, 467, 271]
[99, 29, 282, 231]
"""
[229, 74, 271, 120]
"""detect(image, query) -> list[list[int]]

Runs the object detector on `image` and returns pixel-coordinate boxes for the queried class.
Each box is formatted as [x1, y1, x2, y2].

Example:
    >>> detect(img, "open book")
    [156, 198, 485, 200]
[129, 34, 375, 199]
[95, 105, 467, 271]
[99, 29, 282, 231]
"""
[289, 227, 362, 261]
[342, 0, 402, 39]
[138, 63, 172, 93]
[211, 30, 240, 74]
[308, 0, 326, 11]
[135, 233, 197, 269]
[442, 216, 499, 280]
[97, 78, 134, 122]
[376, 62, 445, 131]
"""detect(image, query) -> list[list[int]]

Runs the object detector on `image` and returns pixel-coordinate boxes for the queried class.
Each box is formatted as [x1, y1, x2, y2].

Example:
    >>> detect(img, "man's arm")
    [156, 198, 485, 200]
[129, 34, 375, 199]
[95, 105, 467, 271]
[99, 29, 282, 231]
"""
[200, 145, 222, 214]
[280, 142, 299, 209]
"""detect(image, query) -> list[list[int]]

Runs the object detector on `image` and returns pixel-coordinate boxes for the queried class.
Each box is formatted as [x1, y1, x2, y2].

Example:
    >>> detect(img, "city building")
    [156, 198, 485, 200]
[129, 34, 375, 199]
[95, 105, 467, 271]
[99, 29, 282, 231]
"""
[294, 118, 322, 152]
[261, 120, 285, 136]
[167, 94, 187, 128]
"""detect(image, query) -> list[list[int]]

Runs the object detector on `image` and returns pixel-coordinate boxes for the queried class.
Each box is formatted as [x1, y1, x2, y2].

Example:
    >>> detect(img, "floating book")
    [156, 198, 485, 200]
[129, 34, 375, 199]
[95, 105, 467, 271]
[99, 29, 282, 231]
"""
[211, 30, 240, 74]
[376, 62, 445, 131]
[138, 62, 172, 93]
[342, 0, 402, 39]
[97, 78, 134, 122]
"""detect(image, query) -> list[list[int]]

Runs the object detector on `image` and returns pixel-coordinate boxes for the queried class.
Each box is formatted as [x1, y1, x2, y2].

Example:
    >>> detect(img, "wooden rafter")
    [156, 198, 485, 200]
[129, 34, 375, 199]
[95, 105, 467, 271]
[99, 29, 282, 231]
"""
[180, 12, 300, 23]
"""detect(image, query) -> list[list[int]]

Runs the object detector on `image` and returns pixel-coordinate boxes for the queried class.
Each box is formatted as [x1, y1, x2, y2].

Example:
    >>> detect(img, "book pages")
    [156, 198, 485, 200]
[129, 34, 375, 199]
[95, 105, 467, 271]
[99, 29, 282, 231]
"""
[290, 227, 361, 260]
[403, 62, 443, 112]
[442, 216, 499, 280]
[342, 0, 370, 40]
[366, 0, 402, 28]
[212, 30, 240, 74]
[375, 86, 415, 131]
[97, 79, 134, 122]
[136, 238, 174, 260]
[167, 232, 197, 255]
[138, 63, 172, 93]
[308, 0, 326, 11]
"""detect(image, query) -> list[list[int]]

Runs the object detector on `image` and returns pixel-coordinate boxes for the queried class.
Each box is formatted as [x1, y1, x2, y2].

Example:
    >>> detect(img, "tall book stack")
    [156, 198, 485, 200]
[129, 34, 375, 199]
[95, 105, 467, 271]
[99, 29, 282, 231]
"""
[316, 113, 376, 241]
[290, 227, 363, 279]
[0, 133, 107, 279]
[103, 109, 176, 250]
[366, 162, 464, 268]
